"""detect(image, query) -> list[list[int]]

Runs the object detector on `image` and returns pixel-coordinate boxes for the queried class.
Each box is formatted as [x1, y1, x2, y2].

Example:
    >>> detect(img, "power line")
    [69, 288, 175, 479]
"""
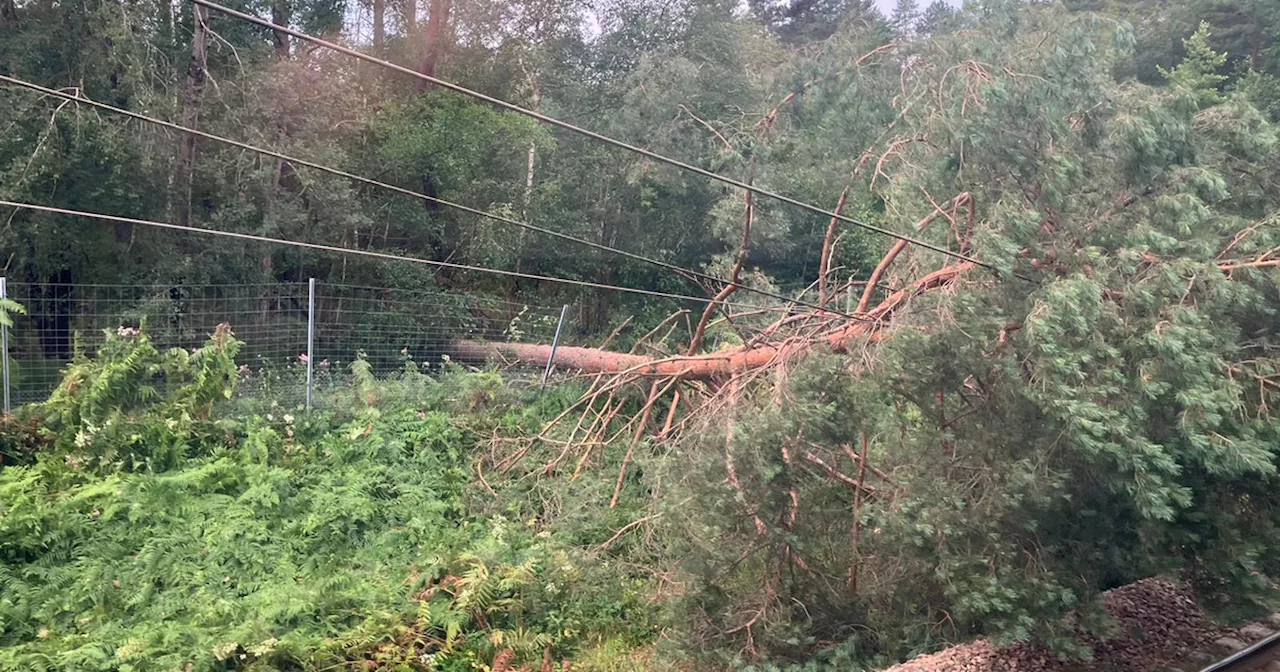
[0, 75, 862, 320]
[194, 0, 1029, 282]
[0, 199, 786, 309]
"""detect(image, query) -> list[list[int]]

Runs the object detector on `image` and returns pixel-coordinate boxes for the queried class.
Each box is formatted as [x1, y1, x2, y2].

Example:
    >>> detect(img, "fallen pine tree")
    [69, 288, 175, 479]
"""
[461, 24, 1280, 666]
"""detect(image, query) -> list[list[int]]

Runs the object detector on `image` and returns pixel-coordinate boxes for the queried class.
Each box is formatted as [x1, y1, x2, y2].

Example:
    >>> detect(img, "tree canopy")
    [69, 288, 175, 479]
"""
[3, 0, 1280, 669]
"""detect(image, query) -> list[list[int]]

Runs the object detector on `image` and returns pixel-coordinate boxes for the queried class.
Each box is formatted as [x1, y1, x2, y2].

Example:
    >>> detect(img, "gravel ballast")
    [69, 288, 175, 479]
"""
[882, 578, 1278, 672]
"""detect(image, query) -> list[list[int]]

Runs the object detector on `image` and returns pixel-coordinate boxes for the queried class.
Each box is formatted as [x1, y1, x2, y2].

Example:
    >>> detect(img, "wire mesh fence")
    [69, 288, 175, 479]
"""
[0, 278, 573, 409]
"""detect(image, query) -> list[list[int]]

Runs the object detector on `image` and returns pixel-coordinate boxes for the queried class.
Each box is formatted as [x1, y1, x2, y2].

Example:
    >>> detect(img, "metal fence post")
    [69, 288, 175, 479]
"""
[306, 278, 315, 410]
[1, 277, 9, 414]
[541, 304, 570, 385]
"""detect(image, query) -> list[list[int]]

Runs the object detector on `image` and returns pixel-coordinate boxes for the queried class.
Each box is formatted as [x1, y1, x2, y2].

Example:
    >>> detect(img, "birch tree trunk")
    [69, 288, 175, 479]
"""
[518, 65, 541, 271]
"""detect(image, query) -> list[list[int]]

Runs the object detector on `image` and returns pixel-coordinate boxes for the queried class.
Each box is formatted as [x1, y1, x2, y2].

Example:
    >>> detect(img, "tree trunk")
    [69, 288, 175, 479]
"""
[522, 68, 541, 218]
[372, 0, 385, 48]
[518, 66, 540, 270]
[447, 264, 971, 378]
[175, 4, 208, 228]
[402, 0, 416, 33]
[522, 80, 540, 218]
[415, 0, 450, 90]
[272, 0, 291, 60]
[818, 186, 849, 306]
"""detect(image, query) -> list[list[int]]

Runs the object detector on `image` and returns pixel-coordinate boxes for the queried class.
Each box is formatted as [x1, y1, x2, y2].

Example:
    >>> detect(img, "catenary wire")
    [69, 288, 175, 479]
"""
[0, 74, 862, 320]
[193, 0, 1030, 282]
[0, 200, 812, 310]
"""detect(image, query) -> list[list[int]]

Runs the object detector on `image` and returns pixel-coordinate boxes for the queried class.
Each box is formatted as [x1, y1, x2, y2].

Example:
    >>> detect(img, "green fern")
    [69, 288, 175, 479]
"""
[0, 297, 25, 329]
[0, 338, 647, 671]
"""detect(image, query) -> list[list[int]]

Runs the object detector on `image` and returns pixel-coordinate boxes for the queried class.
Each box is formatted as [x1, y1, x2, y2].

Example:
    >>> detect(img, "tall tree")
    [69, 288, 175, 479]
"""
[890, 0, 919, 37]
[415, 0, 451, 88]
[400, 0, 416, 32]
[748, 0, 878, 43]
[272, 0, 292, 59]
[916, 0, 959, 36]
[174, 4, 208, 228]
[1159, 21, 1228, 106]
[372, 0, 386, 48]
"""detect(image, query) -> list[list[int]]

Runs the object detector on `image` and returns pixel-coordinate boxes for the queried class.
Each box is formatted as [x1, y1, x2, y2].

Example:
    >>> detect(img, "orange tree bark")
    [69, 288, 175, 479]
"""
[447, 264, 971, 378]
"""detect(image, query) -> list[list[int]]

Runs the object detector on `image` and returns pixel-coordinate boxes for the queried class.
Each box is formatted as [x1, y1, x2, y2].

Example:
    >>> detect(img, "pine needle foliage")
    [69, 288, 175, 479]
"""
[1160, 22, 1230, 106]
[662, 4, 1280, 668]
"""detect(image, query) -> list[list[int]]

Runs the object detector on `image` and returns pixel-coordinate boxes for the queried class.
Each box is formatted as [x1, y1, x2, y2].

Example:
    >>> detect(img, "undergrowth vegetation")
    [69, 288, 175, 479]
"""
[4, 294, 1280, 672]
[0, 327, 658, 672]
[4, 4, 1280, 668]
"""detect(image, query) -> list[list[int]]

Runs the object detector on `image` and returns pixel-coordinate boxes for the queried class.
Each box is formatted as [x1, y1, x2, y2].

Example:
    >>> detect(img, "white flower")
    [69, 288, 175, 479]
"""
[248, 638, 279, 657]
[282, 414, 294, 424]
[212, 642, 238, 661]
[74, 421, 100, 448]
[440, 354, 451, 362]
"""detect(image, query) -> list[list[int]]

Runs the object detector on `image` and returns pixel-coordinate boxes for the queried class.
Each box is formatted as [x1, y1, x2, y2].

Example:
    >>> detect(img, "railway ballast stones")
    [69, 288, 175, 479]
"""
[882, 578, 1231, 672]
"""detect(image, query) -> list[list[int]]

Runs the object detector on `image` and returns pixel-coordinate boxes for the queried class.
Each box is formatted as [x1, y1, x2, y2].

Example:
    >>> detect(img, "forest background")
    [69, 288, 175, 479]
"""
[3, 0, 1280, 670]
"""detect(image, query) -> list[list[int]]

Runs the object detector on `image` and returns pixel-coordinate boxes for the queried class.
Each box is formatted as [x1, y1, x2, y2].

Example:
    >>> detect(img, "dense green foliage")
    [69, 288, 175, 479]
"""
[0, 330, 656, 671]
[5, 0, 1280, 669]
[648, 4, 1280, 668]
[3, 0, 1278, 318]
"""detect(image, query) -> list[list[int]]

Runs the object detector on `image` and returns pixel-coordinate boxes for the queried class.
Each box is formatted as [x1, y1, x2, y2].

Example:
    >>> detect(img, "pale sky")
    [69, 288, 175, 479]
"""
[344, 0, 965, 45]
[872, 0, 961, 17]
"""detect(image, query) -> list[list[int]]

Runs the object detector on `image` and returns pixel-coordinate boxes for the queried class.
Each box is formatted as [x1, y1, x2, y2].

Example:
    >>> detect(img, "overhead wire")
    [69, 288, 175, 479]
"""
[0, 74, 864, 320]
[193, 0, 1031, 283]
[0, 200, 800, 310]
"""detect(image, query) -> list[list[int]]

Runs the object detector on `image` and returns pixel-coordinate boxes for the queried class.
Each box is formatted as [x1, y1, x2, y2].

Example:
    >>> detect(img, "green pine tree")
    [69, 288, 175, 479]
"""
[1160, 21, 1229, 106]
[917, 0, 959, 36]
[891, 0, 919, 37]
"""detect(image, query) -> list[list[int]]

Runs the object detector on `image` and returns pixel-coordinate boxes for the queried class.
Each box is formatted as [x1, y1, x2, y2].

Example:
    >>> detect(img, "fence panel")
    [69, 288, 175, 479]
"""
[1, 279, 574, 408]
